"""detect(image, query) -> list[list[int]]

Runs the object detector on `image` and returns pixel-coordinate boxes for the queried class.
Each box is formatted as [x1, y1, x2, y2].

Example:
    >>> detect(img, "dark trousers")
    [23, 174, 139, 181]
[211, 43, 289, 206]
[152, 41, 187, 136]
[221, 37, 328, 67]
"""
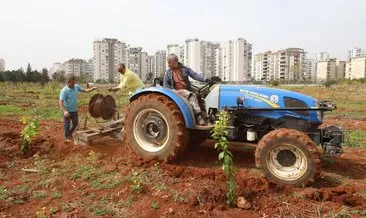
[63, 111, 78, 139]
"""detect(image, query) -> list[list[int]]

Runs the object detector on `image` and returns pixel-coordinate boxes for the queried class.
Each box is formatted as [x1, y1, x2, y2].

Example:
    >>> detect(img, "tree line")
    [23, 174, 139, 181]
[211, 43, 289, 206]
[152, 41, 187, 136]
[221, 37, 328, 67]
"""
[0, 63, 50, 84]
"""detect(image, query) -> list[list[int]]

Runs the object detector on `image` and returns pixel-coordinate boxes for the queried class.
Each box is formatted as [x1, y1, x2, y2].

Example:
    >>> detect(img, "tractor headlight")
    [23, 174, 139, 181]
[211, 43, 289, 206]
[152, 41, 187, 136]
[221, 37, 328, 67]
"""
[314, 101, 323, 121]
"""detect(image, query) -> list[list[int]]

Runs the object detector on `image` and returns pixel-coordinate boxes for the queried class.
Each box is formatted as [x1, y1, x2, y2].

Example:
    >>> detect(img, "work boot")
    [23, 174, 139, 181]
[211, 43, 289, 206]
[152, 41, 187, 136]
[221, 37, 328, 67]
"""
[196, 114, 207, 126]
[65, 137, 73, 142]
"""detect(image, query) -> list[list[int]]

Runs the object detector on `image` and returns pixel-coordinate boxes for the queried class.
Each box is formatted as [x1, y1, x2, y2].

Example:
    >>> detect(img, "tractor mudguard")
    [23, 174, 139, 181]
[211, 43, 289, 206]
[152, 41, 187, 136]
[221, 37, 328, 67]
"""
[129, 87, 196, 129]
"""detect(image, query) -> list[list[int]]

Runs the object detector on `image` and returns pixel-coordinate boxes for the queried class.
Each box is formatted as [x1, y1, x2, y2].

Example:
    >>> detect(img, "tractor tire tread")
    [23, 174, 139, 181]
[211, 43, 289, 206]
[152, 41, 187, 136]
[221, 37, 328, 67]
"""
[124, 93, 188, 162]
[255, 128, 321, 187]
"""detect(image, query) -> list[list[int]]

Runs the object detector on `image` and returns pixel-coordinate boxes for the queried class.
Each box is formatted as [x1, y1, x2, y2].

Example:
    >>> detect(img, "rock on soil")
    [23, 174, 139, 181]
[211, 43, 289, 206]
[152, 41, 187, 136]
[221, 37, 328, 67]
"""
[237, 197, 251, 209]
[103, 163, 117, 172]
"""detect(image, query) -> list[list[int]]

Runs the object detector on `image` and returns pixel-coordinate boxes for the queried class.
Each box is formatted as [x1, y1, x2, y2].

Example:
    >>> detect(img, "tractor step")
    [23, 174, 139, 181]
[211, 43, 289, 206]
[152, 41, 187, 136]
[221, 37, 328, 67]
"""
[195, 123, 215, 131]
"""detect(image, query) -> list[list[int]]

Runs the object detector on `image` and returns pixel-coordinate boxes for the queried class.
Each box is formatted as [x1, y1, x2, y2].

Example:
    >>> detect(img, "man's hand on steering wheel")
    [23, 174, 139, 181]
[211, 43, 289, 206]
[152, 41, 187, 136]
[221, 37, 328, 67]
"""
[198, 77, 219, 93]
[205, 78, 213, 84]
[205, 76, 221, 85]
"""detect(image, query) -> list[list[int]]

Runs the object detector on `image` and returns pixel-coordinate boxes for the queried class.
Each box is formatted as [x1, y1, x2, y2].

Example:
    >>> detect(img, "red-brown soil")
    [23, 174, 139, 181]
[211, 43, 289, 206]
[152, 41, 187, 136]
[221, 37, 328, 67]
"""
[1, 117, 366, 217]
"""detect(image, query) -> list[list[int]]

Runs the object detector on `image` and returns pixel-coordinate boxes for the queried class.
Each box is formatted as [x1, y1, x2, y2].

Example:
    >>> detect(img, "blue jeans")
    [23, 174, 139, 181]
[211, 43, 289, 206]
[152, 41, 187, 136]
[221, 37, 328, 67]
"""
[63, 111, 78, 139]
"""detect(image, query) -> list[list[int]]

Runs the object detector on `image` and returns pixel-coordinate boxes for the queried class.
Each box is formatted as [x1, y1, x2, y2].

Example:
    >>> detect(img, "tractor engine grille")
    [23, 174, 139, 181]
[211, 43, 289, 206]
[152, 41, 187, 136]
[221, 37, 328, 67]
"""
[236, 113, 266, 125]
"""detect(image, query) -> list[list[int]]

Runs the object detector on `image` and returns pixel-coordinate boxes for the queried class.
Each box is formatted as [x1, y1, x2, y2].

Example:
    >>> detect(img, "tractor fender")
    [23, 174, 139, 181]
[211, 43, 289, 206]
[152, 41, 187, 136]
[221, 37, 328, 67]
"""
[129, 87, 196, 129]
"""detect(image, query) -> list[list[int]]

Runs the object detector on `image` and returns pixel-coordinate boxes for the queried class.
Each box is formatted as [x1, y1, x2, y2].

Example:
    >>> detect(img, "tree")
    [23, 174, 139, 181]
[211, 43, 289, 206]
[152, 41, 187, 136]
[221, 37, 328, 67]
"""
[147, 72, 154, 81]
[32, 70, 42, 83]
[269, 80, 280, 86]
[52, 70, 65, 83]
[40, 68, 50, 88]
[2, 71, 15, 82]
[24, 62, 41, 83]
[13, 69, 27, 83]
[26, 63, 32, 82]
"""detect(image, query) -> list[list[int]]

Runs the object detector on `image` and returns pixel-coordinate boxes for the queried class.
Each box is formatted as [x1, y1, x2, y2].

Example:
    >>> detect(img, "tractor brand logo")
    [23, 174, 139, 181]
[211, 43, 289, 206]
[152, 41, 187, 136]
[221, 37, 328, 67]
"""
[269, 95, 279, 104]
[239, 89, 269, 99]
[239, 89, 280, 108]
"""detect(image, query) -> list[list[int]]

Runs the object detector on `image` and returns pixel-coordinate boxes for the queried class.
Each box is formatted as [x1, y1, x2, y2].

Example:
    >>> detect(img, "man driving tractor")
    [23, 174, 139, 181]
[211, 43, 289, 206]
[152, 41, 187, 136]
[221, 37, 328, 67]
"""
[164, 54, 212, 126]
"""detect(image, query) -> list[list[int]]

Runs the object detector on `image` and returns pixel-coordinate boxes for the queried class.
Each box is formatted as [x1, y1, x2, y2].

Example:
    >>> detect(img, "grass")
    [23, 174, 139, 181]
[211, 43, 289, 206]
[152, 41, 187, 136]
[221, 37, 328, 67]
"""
[0, 186, 7, 200]
[0, 185, 31, 204]
[71, 164, 103, 181]
[91, 173, 124, 190]
[150, 202, 160, 209]
[49, 207, 59, 215]
[90, 206, 115, 216]
[22, 176, 32, 183]
[172, 191, 188, 204]
[327, 206, 353, 218]
[0, 82, 128, 121]
[344, 130, 366, 148]
[153, 184, 168, 192]
[287, 85, 366, 120]
[360, 189, 366, 199]
[130, 183, 143, 193]
[123, 196, 134, 207]
[125, 170, 149, 194]
[323, 172, 350, 185]
[33, 190, 47, 199]
[0, 105, 23, 115]
[89, 198, 116, 216]
[52, 192, 62, 199]
[351, 209, 366, 216]
[62, 203, 72, 212]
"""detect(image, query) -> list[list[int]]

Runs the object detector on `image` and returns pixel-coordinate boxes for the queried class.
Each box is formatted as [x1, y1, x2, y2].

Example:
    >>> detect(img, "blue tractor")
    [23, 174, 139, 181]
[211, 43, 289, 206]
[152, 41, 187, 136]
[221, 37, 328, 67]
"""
[124, 81, 344, 186]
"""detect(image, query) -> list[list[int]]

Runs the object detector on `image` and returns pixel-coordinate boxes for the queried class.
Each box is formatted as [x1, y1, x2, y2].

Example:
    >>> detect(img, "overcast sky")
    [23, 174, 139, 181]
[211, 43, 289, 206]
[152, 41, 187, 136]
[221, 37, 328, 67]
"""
[1, 0, 365, 70]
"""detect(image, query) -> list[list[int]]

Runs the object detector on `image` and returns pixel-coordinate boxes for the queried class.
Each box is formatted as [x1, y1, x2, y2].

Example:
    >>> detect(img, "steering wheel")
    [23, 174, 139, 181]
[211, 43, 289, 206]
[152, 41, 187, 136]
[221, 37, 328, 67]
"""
[197, 82, 215, 93]
[198, 76, 221, 93]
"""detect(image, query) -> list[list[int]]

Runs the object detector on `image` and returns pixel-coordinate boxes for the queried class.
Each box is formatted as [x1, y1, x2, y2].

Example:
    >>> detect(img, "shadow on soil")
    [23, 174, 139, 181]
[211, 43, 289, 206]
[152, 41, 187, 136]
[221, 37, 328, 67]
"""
[322, 156, 366, 180]
[177, 142, 256, 169]
[88, 138, 366, 184]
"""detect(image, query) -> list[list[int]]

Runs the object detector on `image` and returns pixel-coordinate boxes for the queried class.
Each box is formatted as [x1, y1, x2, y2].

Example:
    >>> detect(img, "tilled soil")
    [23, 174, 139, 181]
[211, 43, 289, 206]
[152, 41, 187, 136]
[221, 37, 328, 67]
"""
[1, 117, 366, 217]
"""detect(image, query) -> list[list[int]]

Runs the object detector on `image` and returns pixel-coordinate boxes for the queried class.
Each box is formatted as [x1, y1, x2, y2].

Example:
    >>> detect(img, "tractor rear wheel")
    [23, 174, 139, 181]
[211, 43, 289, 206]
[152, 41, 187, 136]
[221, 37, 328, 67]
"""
[255, 128, 321, 187]
[124, 93, 189, 162]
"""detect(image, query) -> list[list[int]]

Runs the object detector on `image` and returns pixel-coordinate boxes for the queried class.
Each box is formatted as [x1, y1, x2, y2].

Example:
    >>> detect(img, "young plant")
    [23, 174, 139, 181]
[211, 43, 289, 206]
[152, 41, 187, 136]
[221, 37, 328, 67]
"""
[20, 116, 39, 154]
[211, 110, 236, 207]
[150, 202, 160, 209]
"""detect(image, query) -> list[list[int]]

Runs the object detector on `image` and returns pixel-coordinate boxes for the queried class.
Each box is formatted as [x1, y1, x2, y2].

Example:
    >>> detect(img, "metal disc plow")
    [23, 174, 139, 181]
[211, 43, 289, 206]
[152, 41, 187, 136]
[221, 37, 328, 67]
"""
[74, 94, 124, 145]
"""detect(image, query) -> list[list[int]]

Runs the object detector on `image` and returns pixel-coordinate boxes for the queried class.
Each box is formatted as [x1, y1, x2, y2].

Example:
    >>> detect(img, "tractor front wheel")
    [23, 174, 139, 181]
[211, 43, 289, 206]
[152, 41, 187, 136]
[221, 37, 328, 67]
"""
[124, 93, 189, 162]
[255, 128, 321, 187]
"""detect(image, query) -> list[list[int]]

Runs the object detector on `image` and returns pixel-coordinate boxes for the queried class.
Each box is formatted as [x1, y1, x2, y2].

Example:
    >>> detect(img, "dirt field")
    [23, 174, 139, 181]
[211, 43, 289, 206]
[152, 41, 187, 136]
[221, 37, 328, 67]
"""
[1, 83, 366, 217]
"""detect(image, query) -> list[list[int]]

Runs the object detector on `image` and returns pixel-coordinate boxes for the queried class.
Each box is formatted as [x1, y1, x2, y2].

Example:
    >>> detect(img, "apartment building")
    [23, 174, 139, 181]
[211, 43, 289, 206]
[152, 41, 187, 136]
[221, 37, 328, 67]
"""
[184, 39, 202, 74]
[348, 47, 365, 60]
[147, 55, 155, 81]
[61, 58, 94, 79]
[304, 58, 317, 82]
[154, 50, 167, 78]
[93, 38, 127, 82]
[349, 56, 366, 79]
[167, 44, 184, 64]
[253, 48, 306, 81]
[316, 58, 345, 81]
[315, 52, 330, 62]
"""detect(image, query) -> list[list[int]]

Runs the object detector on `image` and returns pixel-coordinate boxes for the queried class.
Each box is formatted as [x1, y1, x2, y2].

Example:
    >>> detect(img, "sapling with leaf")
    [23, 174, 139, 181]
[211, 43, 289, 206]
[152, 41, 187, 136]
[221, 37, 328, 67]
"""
[211, 110, 236, 206]
[20, 116, 39, 154]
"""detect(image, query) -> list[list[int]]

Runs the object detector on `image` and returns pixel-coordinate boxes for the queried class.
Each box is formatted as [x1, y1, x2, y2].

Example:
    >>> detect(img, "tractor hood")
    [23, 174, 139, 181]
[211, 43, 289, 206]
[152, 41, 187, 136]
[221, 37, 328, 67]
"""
[205, 85, 321, 122]
[206, 85, 318, 109]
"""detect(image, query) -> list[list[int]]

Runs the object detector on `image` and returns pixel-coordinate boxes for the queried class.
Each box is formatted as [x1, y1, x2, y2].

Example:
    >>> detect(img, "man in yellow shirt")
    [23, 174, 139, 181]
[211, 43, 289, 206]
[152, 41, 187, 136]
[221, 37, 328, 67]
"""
[108, 63, 144, 94]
